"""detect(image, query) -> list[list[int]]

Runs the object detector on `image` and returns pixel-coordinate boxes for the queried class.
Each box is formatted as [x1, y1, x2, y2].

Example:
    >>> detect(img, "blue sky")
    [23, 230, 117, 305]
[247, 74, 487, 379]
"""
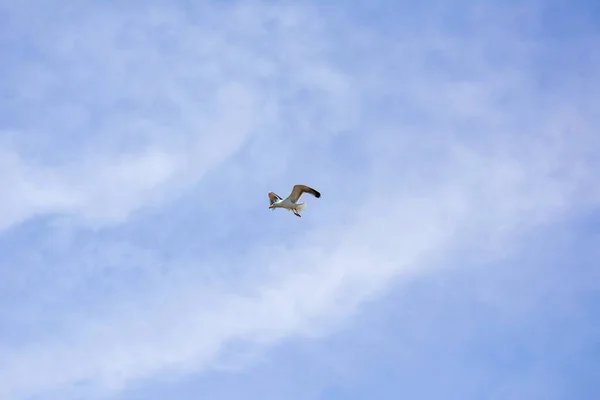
[1, 0, 599, 399]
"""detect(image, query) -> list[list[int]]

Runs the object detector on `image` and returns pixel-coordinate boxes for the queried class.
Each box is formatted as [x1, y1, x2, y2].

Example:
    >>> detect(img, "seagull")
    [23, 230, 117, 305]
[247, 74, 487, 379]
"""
[268, 184, 321, 217]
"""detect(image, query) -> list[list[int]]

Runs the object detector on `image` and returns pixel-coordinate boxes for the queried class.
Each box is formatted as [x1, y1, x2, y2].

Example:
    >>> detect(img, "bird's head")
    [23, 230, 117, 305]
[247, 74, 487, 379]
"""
[269, 204, 274, 210]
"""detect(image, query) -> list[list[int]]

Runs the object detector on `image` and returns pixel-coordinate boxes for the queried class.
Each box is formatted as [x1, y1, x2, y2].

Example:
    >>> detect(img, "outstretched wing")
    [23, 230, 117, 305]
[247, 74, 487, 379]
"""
[288, 184, 321, 203]
[268, 192, 282, 205]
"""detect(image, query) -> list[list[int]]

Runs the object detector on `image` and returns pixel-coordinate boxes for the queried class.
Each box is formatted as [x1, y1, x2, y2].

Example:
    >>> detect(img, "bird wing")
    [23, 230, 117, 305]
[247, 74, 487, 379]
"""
[268, 192, 282, 205]
[288, 184, 321, 203]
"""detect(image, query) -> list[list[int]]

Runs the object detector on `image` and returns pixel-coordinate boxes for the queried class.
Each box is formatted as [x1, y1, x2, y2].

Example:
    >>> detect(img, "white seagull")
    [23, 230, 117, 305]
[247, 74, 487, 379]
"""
[268, 184, 321, 217]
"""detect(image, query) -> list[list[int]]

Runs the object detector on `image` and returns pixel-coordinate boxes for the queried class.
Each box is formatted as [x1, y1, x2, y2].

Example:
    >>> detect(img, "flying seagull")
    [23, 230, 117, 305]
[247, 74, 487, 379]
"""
[268, 184, 321, 217]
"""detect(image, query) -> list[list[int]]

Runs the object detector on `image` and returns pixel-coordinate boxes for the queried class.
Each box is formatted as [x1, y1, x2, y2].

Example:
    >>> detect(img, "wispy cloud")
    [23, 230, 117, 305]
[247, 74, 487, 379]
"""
[1, 1, 599, 399]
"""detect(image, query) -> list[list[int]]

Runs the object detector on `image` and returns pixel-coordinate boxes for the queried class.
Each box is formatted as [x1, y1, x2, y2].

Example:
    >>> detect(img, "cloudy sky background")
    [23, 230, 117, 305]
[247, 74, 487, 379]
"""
[1, 0, 599, 399]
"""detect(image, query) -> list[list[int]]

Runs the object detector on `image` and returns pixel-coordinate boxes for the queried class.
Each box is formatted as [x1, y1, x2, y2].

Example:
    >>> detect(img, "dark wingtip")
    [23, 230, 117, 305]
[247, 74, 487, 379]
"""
[315, 191, 321, 198]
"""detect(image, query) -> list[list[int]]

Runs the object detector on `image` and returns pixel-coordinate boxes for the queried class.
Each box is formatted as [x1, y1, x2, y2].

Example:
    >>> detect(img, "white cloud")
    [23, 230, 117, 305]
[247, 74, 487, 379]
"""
[0, 1, 360, 231]
[1, 1, 599, 399]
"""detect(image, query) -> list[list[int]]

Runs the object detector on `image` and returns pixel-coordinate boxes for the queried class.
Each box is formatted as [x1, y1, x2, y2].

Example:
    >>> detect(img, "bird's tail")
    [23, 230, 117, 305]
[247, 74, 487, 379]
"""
[296, 203, 307, 212]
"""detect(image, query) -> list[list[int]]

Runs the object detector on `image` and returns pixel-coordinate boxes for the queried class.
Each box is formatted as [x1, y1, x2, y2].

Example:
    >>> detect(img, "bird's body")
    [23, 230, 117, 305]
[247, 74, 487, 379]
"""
[268, 184, 321, 217]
